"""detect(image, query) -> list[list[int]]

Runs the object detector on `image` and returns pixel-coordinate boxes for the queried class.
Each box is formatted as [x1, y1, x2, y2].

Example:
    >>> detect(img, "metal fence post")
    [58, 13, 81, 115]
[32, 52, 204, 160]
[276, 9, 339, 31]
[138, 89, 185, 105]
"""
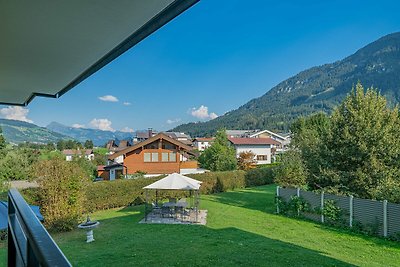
[349, 195, 353, 227]
[321, 191, 325, 223]
[383, 200, 388, 237]
[296, 188, 300, 197]
[276, 186, 280, 214]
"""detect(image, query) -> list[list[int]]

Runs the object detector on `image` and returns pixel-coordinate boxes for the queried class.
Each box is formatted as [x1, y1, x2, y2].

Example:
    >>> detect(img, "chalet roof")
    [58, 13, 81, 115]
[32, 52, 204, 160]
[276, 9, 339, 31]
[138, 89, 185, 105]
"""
[0, 1, 199, 106]
[177, 139, 194, 146]
[193, 137, 214, 142]
[104, 163, 123, 170]
[97, 165, 105, 171]
[136, 131, 157, 139]
[225, 130, 258, 137]
[249, 129, 287, 140]
[108, 133, 194, 160]
[228, 138, 281, 146]
[165, 132, 191, 139]
[143, 173, 202, 190]
[62, 149, 93, 156]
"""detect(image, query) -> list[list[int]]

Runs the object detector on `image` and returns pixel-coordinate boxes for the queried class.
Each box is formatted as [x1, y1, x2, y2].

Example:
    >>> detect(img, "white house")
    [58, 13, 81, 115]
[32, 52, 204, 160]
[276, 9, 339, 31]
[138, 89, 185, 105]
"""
[62, 149, 94, 161]
[249, 130, 291, 151]
[193, 137, 214, 151]
[228, 137, 281, 164]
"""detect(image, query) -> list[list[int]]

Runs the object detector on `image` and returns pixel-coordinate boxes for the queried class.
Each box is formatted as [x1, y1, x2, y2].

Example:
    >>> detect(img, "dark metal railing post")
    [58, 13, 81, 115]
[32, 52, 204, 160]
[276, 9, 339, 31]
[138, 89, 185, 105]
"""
[7, 188, 72, 267]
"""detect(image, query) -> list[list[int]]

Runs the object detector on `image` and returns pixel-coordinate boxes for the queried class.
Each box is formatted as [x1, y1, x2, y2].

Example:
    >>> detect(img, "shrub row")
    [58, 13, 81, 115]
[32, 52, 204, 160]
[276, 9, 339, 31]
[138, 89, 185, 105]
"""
[23, 167, 277, 212]
[244, 167, 275, 187]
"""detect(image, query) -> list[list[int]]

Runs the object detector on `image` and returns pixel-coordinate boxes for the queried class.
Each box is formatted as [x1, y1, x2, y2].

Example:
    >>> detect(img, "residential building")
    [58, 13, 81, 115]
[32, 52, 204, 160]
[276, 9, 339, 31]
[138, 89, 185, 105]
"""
[249, 130, 291, 150]
[134, 128, 157, 143]
[228, 137, 281, 165]
[105, 138, 133, 152]
[226, 130, 257, 138]
[164, 132, 193, 146]
[62, 149, 94, 161]
[106, 133, 197, 177]
[193, 137, 214, 151]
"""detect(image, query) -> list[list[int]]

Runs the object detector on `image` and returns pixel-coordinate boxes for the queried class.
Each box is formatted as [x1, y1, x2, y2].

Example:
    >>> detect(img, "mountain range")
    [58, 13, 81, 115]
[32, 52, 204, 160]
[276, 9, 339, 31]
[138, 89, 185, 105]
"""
[172, 32, 400, 137]
[0, 119, 69, 144]
[0, 119, 134, 146]
[46, 122, 134, 146]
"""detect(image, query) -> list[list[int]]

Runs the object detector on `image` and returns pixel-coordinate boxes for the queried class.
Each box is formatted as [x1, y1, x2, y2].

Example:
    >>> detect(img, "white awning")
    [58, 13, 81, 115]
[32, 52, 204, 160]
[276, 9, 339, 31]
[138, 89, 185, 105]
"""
[143, 173, 202, 190]
[0, 0, 199, 106]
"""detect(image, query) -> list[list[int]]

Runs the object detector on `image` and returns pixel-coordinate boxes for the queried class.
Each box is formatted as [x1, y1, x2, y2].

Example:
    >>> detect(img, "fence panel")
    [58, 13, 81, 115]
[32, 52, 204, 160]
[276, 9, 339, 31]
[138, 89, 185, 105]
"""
[387, 202, 400, 237]
[325, 193, 351, 225]
[279, 188, 297, 201]
[301, 190, 321, 221]
[276, 186, 400, 238]
[353, 198, 384, 236]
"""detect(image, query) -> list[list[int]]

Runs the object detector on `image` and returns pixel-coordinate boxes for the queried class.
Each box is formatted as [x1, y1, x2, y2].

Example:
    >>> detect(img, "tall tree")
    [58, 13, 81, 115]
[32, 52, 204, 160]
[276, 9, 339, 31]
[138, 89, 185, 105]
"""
[198, 129, 237, 171]
[326, 83, 400, 198]
[84, 140, 94, 149]
[281, 83, 400, 201]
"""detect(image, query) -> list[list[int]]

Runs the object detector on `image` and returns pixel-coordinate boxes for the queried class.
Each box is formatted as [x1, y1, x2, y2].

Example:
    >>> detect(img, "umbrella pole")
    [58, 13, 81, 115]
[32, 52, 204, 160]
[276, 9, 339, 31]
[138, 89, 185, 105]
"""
[145, 190, 148, 222]
[195, 190, 199, 223]
[156, 190, 158, 207]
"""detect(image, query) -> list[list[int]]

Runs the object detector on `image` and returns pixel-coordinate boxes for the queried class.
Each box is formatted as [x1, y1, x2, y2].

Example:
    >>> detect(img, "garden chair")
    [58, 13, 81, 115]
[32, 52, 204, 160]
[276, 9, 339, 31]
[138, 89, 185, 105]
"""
[161, 206, 172, 218]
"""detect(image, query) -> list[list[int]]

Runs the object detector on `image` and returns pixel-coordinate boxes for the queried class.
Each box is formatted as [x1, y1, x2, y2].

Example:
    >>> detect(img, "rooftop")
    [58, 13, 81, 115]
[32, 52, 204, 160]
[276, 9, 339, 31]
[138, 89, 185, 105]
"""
[228, 137, 281, 146]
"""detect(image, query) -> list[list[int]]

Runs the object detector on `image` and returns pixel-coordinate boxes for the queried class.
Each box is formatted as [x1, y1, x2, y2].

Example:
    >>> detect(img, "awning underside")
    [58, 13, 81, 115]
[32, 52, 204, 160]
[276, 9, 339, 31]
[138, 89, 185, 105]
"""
[0, 0, 198, 106]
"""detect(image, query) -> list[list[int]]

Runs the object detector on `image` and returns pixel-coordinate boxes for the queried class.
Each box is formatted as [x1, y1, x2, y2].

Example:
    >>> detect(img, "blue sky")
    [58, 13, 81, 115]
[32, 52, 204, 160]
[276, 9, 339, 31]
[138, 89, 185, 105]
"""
[2, 0, 400, 132]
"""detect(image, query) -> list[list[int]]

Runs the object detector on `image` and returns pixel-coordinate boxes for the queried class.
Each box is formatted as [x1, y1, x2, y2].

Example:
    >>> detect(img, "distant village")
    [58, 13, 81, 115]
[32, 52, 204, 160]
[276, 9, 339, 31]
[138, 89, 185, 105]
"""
[62, 129, 291, 181]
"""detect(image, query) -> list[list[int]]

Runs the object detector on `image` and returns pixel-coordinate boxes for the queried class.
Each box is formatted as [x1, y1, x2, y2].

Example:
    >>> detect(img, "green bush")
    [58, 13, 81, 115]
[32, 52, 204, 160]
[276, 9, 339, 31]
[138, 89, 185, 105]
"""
[277, 195, 310, 217]
[188, 170, 245, 194]
[84, 169, 275, 211]
[33, 158, 90, 232]
[22, 168, 278, 216]
[244, 167, 276, 187]
[85, 177, 159, 211]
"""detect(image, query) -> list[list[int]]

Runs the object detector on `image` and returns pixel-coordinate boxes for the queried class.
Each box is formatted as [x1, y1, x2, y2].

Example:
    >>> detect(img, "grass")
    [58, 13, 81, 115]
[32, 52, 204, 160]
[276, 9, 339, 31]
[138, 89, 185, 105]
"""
[1, 185, 399, 266]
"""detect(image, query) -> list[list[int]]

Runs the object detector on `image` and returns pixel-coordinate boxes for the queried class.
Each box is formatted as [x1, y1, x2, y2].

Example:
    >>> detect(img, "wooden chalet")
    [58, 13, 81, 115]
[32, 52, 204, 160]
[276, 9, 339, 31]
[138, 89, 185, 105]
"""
[105, 133, 197, 179]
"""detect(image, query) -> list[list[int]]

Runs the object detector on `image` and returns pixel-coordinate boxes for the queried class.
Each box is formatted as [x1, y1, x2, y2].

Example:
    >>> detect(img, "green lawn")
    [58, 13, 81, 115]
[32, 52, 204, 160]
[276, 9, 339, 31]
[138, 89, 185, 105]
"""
[1, 185, 399, 266]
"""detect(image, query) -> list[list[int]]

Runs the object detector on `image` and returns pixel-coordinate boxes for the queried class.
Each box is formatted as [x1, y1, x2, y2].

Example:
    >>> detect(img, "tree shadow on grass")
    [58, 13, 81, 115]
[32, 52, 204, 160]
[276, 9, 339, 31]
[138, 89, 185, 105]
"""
[57, 208, 356, 267]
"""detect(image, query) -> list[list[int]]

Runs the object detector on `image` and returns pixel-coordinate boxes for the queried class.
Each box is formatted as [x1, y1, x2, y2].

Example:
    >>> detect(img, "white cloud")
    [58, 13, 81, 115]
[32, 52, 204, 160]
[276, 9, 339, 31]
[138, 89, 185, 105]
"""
[190, 105, 218, 120]
[99, 95, 118, 102]
[89, 118, 114, 132]
[166, 118, 181, 124]
[120, 127, 134, 133]
[209, 112, 218, 120]
[72, 123, 85, 129]
[0, 106, 33, 123]
[123, 102, 132, 106]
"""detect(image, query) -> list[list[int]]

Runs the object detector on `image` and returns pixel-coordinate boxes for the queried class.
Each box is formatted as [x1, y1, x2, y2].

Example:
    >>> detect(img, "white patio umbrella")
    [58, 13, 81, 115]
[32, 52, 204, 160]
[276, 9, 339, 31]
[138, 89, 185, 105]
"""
[143, 173, 202, 222]
[143, 173, 202, 190]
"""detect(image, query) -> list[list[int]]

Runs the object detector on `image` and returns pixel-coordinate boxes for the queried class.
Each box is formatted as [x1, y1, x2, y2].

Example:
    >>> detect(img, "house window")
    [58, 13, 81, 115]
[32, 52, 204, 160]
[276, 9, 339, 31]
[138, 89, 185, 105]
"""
[162, 143, 175, 150]
[257, 155, 268, 161]
[152, 152, 159, 162]
[162, 152, 169, 162]
[169, 152, 176, 162]
[144, 153, 151, 162]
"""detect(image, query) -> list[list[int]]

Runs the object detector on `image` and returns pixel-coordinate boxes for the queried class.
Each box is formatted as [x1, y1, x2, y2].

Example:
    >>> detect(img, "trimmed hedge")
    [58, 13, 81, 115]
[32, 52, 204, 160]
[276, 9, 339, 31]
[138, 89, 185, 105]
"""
[244, 167, 275, 187]
[187, 170, 246, 194]
[23, 168, 277, 212]
[84, 177, 159, 211]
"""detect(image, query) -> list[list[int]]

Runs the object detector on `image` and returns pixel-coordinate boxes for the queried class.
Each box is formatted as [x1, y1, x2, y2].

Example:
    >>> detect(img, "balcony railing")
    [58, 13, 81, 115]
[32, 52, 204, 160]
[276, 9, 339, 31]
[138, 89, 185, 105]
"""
[7, 188, 71, 267]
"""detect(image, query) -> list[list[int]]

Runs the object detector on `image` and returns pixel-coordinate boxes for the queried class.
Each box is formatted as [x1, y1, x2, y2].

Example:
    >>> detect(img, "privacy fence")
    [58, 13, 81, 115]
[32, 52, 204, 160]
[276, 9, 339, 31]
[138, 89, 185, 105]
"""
[276, 186, 400, 238]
